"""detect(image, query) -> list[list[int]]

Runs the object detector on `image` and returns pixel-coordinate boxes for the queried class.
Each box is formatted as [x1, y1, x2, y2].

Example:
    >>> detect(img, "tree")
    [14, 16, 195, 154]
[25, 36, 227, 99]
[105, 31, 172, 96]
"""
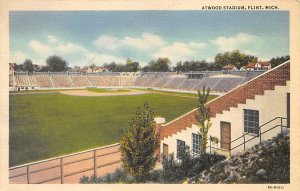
[73, 65, 81, 72]
[115, 63, 125, 72]
[148, 58, 171, 72]
[125, 61, 140, 72]
[126, 58, 133, 65]
[89, 63, 97, 69]
[119, 103, 159, 182]
[103, 62, 117, 72]
[22, 59, 34, 72]
[141, 65, 150, 72]
[39, 66, 49, 72]
[46, 55, 68, 72]
[270, 55, 290, 68]
[208, 62, 222, 71]
[175, 61, 183, 72]
[214, 50, 257, 68]
[196, 87, 212, 155]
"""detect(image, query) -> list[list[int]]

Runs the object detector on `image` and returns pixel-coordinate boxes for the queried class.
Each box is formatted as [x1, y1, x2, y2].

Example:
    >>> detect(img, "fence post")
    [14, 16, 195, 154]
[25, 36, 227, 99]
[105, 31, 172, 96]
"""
[26, 165, 30, 184]
[243, 134, 246, 150]
[60, 158, 64, 184]
[94, 149, 97, 179]
[209, 138, 212, 154]
[259, 128, 262, 143]
[280, 117, 283, 134]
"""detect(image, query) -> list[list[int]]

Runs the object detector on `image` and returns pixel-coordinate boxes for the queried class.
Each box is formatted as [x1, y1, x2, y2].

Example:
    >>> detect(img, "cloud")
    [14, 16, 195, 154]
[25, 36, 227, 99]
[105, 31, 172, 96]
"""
[153, 42, 196, 63]
[206, 58, 214, 63]
[94, 33, 166, 51]
[94, 33, 208, 64]
[29, 40, 52, 56]
[121, 33, 166, 50]
[10, 51, 28, 64]
[57, 43, 88, 54]
[212, 33, 256, 51]
[94, 35, 121, 50]
[243, 49, 257, 56]
[23, 34, 208, 67]
[47, 35, 58, 43]
[92, 54, 126, 64]
[153, 41, 207, 63]
[188, 42, 207, 49]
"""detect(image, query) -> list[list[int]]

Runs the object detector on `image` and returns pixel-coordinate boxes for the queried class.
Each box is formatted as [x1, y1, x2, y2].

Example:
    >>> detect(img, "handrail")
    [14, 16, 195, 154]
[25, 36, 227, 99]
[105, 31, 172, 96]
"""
[231, 132, 254, 144]
[231, 117, 286, 145]
[209, 116, 288, 154]
[260, 117, 286, 129]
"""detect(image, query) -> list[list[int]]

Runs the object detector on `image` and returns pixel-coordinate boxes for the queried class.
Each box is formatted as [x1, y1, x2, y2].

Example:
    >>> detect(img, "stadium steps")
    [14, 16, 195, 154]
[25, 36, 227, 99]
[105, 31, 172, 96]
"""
[176, 79, 187, 89]
[159, 61, 290, 140]
[48, 75, 55, 87]
[68, 75, 75, 87]
[85, 75, 92, 87]
[162, 81, 290, 142]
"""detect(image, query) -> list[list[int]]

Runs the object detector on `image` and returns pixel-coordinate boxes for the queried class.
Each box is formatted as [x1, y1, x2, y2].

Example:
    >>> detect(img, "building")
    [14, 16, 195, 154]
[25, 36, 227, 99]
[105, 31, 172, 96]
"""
[239, 66, 247, 71]
[32, 64, 41, 71]
[246, 61, 271, 71]
[158, 61, 290, 159]
[223, 65, 238, 71]
[87, 66, 108, 73]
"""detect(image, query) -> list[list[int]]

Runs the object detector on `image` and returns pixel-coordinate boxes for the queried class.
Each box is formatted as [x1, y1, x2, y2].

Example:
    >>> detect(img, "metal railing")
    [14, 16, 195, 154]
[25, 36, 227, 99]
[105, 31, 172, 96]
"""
[209, 117, 288, 155]
[9, 143, 121, 184]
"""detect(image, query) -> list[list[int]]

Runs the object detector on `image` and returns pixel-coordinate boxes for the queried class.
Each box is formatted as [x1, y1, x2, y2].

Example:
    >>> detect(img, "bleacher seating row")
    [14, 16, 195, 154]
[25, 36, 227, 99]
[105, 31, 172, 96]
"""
[133, 75, 251, 92]
[10, 73, 136, 88]
[10, 72, 261, 92]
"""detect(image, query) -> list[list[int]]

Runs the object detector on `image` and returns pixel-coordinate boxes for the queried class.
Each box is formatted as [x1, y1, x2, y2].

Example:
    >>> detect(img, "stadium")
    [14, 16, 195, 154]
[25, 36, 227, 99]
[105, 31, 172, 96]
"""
[7, 10, 291, 184]
[8, 62, 290, 184]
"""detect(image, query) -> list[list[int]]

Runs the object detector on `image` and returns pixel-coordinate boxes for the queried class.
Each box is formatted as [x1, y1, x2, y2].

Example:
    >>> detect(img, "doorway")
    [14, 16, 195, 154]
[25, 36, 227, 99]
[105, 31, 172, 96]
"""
[163, 144, 169, 159]
[220, 121, 231, 150]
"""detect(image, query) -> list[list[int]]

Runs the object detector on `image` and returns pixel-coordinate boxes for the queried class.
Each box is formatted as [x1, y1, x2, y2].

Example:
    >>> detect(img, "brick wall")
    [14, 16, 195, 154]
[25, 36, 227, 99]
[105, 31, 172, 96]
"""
[158, 62, 290, 140]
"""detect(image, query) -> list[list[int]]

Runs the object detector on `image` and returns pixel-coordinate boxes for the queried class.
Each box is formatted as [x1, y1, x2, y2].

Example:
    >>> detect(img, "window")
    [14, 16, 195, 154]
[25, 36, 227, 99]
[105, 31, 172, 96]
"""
[192, 133, 200, 155]
[176, 139, 185, 158]
[244, 109, 259, 134]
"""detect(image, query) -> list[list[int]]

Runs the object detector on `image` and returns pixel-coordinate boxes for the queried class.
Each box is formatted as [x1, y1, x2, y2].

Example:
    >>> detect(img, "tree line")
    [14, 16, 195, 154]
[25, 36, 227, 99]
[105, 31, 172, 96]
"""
[13, 51, 290, 73]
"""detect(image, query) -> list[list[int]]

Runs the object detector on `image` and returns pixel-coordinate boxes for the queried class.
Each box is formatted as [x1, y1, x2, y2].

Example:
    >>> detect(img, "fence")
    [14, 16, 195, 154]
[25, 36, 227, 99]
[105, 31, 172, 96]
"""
[9, 143, 121, 184]
[209, 117, 288, 156]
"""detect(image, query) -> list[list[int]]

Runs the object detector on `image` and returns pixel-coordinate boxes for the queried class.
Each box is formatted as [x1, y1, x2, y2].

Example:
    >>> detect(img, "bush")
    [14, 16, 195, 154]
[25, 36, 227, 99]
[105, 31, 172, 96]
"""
[119, 103, 159, 182]
[79, 168, 134, 184]
[148, 169, 163, 183]
[162, 153, 181, 183]
[161, 146, 226, 183]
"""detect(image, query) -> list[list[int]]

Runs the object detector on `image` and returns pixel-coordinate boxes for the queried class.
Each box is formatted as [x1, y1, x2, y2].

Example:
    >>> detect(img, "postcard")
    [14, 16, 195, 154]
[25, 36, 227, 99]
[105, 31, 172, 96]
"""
[0, 0, 299, 190]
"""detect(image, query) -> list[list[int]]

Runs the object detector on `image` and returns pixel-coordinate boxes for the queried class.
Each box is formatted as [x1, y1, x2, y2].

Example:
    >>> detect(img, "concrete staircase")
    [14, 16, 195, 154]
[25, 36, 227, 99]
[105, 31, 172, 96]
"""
[159, 61, 290, 140]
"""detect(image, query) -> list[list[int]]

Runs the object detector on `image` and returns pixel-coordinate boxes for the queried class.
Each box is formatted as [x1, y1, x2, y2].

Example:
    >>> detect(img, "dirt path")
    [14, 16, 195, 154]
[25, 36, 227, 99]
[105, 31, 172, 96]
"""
[59, 89, 149, 97]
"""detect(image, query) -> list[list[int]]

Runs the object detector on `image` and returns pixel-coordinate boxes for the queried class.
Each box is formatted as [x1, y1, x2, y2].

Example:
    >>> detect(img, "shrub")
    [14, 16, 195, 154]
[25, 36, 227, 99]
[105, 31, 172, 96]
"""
[161, 146, 226, 183]
[196, 87, 212, 155]
[79, 168, 135, 184]
[162, 153, 181, 183]
[119, 103, 159, 182]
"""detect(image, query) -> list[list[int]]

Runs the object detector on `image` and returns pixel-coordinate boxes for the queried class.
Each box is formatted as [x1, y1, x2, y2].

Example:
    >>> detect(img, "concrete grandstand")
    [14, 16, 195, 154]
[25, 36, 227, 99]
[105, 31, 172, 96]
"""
[10, 70, 265, 93]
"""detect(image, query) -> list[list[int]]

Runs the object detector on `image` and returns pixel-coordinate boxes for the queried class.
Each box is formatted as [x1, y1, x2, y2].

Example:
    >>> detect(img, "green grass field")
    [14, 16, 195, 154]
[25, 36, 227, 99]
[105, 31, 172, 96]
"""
[9, 90, 214, 166]
[9, 91, 216, 167]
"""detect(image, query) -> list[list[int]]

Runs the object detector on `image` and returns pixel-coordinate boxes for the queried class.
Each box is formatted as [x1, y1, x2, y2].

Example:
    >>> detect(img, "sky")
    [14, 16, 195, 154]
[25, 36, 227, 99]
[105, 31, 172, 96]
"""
[9, 11, 289, 67]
